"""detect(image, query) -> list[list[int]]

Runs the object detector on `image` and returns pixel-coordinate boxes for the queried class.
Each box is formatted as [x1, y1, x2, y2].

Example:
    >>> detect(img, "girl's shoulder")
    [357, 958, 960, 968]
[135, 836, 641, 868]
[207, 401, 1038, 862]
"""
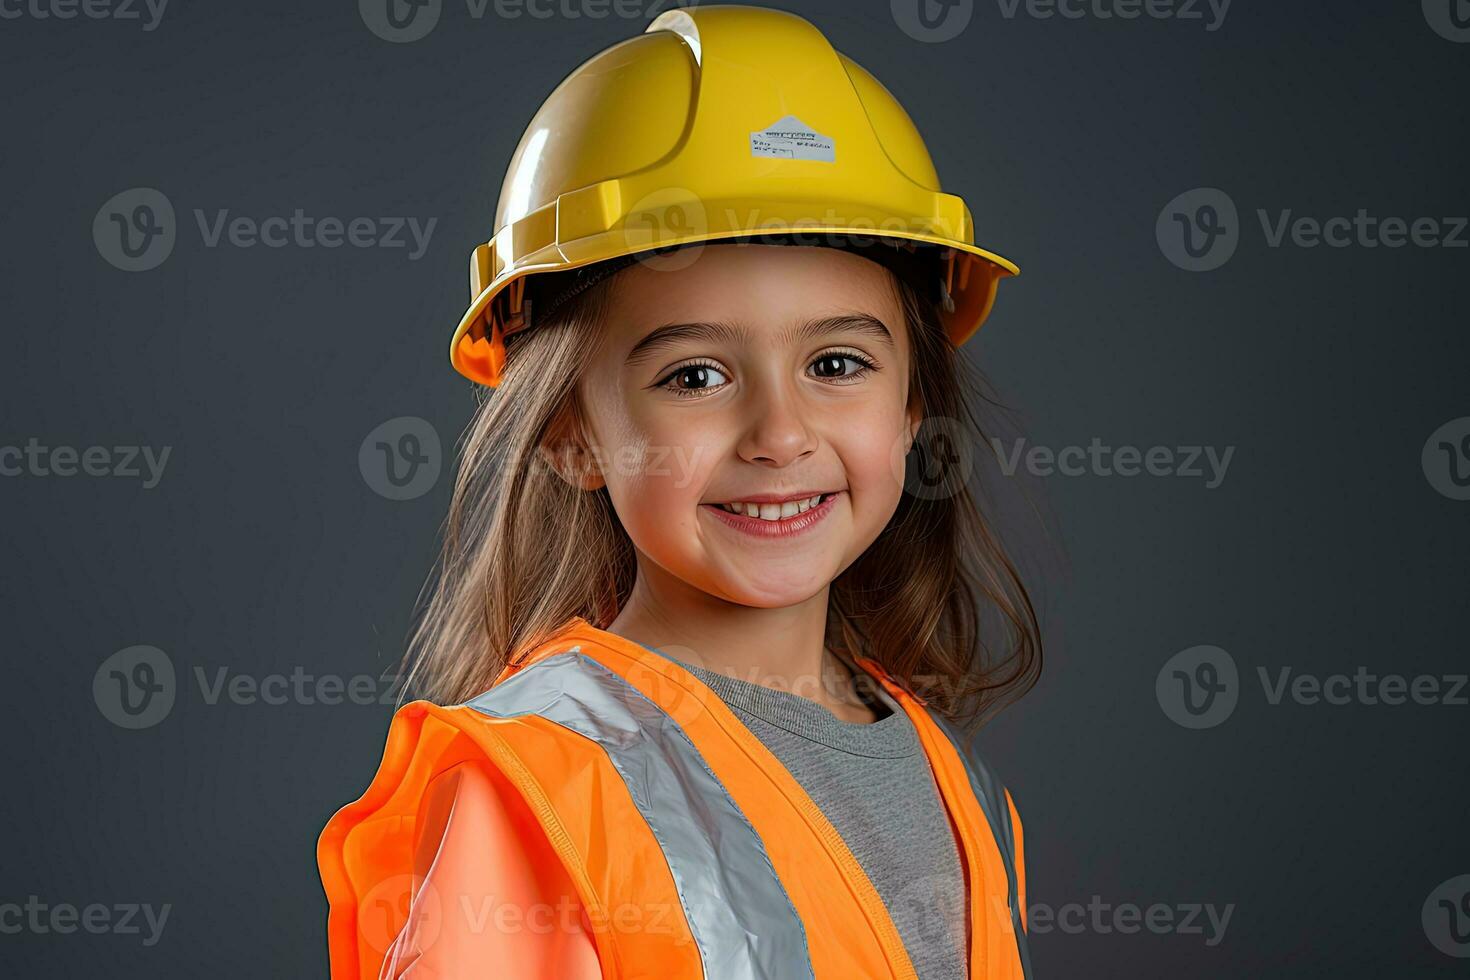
[317, 699, 602, 978]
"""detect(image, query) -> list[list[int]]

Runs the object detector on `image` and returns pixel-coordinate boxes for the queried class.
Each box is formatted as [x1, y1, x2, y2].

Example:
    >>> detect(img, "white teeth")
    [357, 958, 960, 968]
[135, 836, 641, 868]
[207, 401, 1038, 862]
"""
[719, 494, 826, 520]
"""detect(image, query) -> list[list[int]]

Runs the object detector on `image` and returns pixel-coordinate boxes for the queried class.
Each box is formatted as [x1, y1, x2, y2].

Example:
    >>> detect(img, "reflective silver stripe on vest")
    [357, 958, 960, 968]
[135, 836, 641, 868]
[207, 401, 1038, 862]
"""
[931, 715, 1034, 979]
[465, 650, 814, 980]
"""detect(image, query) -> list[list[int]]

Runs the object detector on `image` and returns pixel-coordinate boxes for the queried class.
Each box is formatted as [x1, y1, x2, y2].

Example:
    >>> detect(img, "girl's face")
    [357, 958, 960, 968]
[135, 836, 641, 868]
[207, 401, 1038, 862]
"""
[568, 243, 921, 609]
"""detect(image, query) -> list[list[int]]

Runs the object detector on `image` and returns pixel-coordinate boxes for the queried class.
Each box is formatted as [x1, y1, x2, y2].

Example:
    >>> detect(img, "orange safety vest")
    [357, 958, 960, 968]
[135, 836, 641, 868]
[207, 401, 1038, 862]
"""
[317, 616, 1032, 979]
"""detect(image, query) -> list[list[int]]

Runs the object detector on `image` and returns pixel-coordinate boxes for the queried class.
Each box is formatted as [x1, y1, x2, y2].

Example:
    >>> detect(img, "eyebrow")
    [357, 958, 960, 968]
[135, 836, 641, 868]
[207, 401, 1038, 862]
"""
[625, 314, 894, 367]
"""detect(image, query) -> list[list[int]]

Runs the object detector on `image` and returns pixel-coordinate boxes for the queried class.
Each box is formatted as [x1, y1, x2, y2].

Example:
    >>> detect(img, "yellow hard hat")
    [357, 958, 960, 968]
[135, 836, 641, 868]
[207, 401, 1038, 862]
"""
[450, 3, 1019, 387]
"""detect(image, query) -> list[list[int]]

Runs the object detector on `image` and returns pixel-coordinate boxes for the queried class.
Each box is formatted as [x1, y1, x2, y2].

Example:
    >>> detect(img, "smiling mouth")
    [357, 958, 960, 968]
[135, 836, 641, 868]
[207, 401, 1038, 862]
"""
[711, 492, 838, 521]
[699, 491, 843, 538]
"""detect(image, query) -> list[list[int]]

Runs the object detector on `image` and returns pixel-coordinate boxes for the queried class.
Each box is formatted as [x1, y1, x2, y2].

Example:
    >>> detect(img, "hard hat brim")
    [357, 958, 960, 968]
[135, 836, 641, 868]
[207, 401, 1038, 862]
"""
[450, 227, 1018, 387]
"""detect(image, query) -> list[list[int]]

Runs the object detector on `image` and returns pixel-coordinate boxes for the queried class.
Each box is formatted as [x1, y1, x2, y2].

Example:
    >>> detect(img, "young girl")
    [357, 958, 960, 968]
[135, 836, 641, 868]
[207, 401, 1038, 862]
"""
[318, 6, 1040, 978]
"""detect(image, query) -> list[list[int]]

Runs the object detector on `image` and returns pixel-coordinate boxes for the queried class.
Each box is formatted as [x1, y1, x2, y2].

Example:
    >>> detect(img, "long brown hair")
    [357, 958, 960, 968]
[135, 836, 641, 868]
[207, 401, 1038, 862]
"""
[398, 254, 1043, 737]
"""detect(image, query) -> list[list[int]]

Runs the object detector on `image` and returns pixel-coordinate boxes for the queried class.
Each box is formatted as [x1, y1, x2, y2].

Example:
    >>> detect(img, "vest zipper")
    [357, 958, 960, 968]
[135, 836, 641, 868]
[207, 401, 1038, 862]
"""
[785, 769, 921, 980]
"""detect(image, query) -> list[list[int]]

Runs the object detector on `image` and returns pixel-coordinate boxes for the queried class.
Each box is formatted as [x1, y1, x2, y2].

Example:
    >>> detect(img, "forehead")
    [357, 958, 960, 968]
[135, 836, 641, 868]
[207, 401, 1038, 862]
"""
[601, 243, 907, 346]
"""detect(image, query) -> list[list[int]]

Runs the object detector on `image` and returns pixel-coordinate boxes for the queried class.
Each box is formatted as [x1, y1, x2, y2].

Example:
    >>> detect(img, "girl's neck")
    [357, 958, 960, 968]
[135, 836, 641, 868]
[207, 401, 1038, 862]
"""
[605, 579, 876, 721]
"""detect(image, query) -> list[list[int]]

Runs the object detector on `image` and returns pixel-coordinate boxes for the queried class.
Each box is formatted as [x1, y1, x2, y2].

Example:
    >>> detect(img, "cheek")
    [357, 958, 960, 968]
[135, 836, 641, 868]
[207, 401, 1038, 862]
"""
[599, 412, 723, 508]
[583, 380, 710, 497]
[602, 430, 717, 566]
[834, 403, 911, 506]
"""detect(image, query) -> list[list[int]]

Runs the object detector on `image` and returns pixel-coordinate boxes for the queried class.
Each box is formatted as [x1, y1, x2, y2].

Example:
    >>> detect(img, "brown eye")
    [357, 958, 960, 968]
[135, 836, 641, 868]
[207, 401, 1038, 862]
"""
[657, 361, 730, 396]
[810, 352, 877, 381]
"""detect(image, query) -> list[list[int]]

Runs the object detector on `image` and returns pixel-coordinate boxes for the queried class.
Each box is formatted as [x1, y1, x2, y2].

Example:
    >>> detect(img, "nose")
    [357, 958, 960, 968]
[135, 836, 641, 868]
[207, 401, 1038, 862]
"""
[735, 376, 819, 468]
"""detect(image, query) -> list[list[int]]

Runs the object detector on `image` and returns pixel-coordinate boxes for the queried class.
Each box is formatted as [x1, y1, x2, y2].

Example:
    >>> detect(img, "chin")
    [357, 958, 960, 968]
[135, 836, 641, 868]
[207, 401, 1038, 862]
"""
[704, 568, 835, 609]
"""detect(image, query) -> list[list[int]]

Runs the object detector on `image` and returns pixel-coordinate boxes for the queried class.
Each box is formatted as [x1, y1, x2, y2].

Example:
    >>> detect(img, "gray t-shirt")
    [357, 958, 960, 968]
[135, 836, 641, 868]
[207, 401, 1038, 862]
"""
[658, 649, 969, 980]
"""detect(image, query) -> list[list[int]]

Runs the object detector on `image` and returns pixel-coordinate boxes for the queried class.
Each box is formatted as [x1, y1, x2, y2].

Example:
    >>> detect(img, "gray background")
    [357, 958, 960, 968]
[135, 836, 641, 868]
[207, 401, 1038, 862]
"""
[2, 0, 1467, 976]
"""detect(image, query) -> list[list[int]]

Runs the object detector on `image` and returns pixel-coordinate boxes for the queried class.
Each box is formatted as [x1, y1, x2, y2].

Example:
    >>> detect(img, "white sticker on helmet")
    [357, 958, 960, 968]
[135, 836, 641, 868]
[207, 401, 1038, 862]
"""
[749, 115, 835, 162]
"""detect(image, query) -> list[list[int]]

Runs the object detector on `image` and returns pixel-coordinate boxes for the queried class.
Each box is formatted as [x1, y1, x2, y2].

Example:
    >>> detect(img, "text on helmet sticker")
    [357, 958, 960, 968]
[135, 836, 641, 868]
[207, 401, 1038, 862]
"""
[750, 115, 835, 163]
